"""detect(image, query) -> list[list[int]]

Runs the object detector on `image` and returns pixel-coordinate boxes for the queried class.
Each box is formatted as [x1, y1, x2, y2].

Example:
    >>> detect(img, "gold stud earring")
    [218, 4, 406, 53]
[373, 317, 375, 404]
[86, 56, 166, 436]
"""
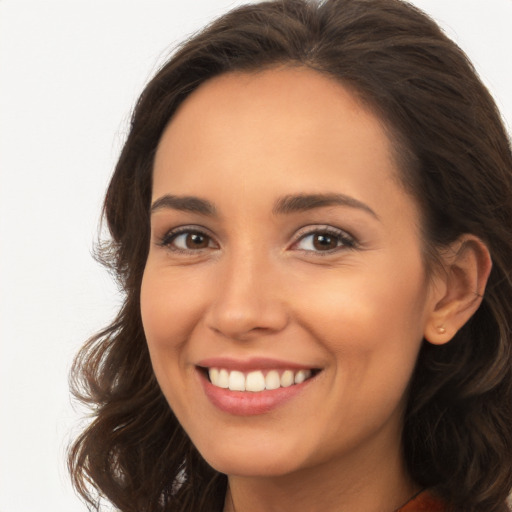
[437, 326, 446, 334]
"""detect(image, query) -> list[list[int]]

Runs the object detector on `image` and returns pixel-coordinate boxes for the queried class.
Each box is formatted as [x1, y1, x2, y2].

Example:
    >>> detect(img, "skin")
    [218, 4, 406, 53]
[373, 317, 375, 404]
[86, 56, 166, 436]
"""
[140, 67, 490, 512]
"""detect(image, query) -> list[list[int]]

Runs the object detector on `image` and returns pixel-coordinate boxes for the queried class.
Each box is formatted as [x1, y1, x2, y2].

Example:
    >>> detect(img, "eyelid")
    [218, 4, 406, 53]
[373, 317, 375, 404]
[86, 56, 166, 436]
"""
[155, 223, 357, 255]
[290, 225, 358, 253]
[157, 225, 219, 253]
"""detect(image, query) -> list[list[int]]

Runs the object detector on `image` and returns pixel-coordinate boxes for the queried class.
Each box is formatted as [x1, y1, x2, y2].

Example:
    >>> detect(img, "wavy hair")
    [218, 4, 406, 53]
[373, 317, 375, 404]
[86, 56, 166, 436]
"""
[69, 1, 512, 511]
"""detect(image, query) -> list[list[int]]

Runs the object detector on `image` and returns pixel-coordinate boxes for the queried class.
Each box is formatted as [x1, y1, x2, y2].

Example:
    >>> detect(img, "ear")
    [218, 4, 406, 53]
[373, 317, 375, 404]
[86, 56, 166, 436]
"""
[424, 235, 492, 345]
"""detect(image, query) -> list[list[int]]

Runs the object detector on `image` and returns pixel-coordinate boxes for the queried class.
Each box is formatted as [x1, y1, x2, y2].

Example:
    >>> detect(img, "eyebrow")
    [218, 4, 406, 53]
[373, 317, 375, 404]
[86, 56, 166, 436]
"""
[150, 192, 378, 219]
[150, 195, 217, 216]
[272, 193, 378, 219]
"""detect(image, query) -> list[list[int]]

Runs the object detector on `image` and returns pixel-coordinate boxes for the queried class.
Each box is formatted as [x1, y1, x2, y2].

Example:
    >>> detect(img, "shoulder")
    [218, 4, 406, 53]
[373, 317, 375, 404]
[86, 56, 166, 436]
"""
[397, 490, 511, 512]
[397, 491, 447, 512]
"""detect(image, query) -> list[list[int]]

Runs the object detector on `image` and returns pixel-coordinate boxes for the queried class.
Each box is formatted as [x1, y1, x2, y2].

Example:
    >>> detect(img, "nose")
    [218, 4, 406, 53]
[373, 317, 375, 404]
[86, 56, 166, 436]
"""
[205, 249, 289, 341]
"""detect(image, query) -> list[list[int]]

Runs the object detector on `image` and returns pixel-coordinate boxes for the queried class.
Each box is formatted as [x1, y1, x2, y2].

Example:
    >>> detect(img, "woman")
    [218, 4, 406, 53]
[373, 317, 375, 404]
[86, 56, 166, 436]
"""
[68, 0, 512, 511]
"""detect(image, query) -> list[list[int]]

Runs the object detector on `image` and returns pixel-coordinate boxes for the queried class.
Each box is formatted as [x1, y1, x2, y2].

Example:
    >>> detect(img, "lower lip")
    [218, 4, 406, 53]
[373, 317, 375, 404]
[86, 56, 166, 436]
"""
[199, 371, 314, 416]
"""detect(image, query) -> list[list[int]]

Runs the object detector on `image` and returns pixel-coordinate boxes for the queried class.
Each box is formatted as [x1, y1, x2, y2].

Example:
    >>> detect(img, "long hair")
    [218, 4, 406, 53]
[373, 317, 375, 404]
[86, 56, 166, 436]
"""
[69, 1, 512, 511]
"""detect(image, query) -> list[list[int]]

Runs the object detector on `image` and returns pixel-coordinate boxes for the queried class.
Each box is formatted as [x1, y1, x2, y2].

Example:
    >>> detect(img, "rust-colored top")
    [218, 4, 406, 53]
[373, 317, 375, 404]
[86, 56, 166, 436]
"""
[398, 491, 446, 511]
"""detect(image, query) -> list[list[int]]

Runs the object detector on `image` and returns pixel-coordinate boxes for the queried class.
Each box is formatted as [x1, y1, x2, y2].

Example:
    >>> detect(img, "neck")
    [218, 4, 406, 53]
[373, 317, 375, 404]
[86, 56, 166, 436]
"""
[223, 437, 418, 512]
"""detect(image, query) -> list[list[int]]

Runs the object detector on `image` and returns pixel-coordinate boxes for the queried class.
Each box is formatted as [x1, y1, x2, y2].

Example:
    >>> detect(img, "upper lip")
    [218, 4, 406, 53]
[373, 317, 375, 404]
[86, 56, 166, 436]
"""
[196, 357, 318, 372]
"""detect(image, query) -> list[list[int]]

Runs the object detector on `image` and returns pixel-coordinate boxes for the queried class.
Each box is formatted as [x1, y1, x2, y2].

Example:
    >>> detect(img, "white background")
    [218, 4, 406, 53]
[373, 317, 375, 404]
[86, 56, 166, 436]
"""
[1, 1, 511, 511]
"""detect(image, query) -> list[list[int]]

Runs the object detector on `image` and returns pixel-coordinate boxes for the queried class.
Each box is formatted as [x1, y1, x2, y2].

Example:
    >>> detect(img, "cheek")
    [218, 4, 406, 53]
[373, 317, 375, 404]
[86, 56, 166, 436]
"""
[140, 267, 199, 408]
[140, 266, 206, 413]
[294, 261, 429, 394]
[296, 263, 428, 344]
[140, 265, 207, 350]
[302, 273, 427, 434]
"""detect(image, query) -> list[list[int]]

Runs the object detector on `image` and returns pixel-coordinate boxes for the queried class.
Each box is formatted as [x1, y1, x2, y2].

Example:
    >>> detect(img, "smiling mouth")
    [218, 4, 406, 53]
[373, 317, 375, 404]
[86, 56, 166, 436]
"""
[202, 367, 319, 392]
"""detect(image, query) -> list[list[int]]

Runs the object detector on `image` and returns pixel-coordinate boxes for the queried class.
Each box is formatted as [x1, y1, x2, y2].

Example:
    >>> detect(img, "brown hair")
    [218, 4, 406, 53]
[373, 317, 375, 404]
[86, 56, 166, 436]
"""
[69, 1, 512, 511]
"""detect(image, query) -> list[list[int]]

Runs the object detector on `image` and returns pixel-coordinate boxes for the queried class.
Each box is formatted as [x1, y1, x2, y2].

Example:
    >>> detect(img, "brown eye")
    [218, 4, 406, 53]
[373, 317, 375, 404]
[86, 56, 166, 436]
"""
[293, 228, 356, 253]
[162, 230, 216, 251]
[185, 232, 210, 249]
[312, 233, 338, 251]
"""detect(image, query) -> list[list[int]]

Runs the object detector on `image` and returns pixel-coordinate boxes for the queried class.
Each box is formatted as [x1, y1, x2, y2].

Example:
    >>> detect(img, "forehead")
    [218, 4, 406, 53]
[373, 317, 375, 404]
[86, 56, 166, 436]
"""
[152, 67, 413, 222]
[156, 67, 392, 167]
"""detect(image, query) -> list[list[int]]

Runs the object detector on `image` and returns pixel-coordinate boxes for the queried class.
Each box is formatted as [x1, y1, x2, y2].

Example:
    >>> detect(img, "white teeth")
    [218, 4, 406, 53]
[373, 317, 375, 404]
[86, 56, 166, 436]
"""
[218, 369, 229, 388]
[265, 370, 281, 390]
[294, 369, 311, 384]
[246, 371, 266, 392]
[228, 370, 246, 391]
[208, 367, 314, 392]
[209, 368, 219, 385]
[280, 370, 294, 387]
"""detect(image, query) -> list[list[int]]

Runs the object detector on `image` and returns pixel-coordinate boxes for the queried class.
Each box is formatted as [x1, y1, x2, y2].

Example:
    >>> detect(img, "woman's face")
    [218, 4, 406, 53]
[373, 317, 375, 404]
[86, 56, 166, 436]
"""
[141, 67, 439, 478]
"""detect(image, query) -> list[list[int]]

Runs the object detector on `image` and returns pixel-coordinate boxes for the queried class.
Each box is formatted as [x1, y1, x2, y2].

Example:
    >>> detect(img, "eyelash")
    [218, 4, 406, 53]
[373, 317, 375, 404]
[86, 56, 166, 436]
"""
[157, 225, 357, 255]
[292, 225, 357, 254]
[158, 227, 217, 254]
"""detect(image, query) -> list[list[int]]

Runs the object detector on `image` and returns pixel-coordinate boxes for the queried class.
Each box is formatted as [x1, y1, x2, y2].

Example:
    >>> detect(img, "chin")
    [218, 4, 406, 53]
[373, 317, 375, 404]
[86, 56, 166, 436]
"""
[199, 444, 305, 478]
